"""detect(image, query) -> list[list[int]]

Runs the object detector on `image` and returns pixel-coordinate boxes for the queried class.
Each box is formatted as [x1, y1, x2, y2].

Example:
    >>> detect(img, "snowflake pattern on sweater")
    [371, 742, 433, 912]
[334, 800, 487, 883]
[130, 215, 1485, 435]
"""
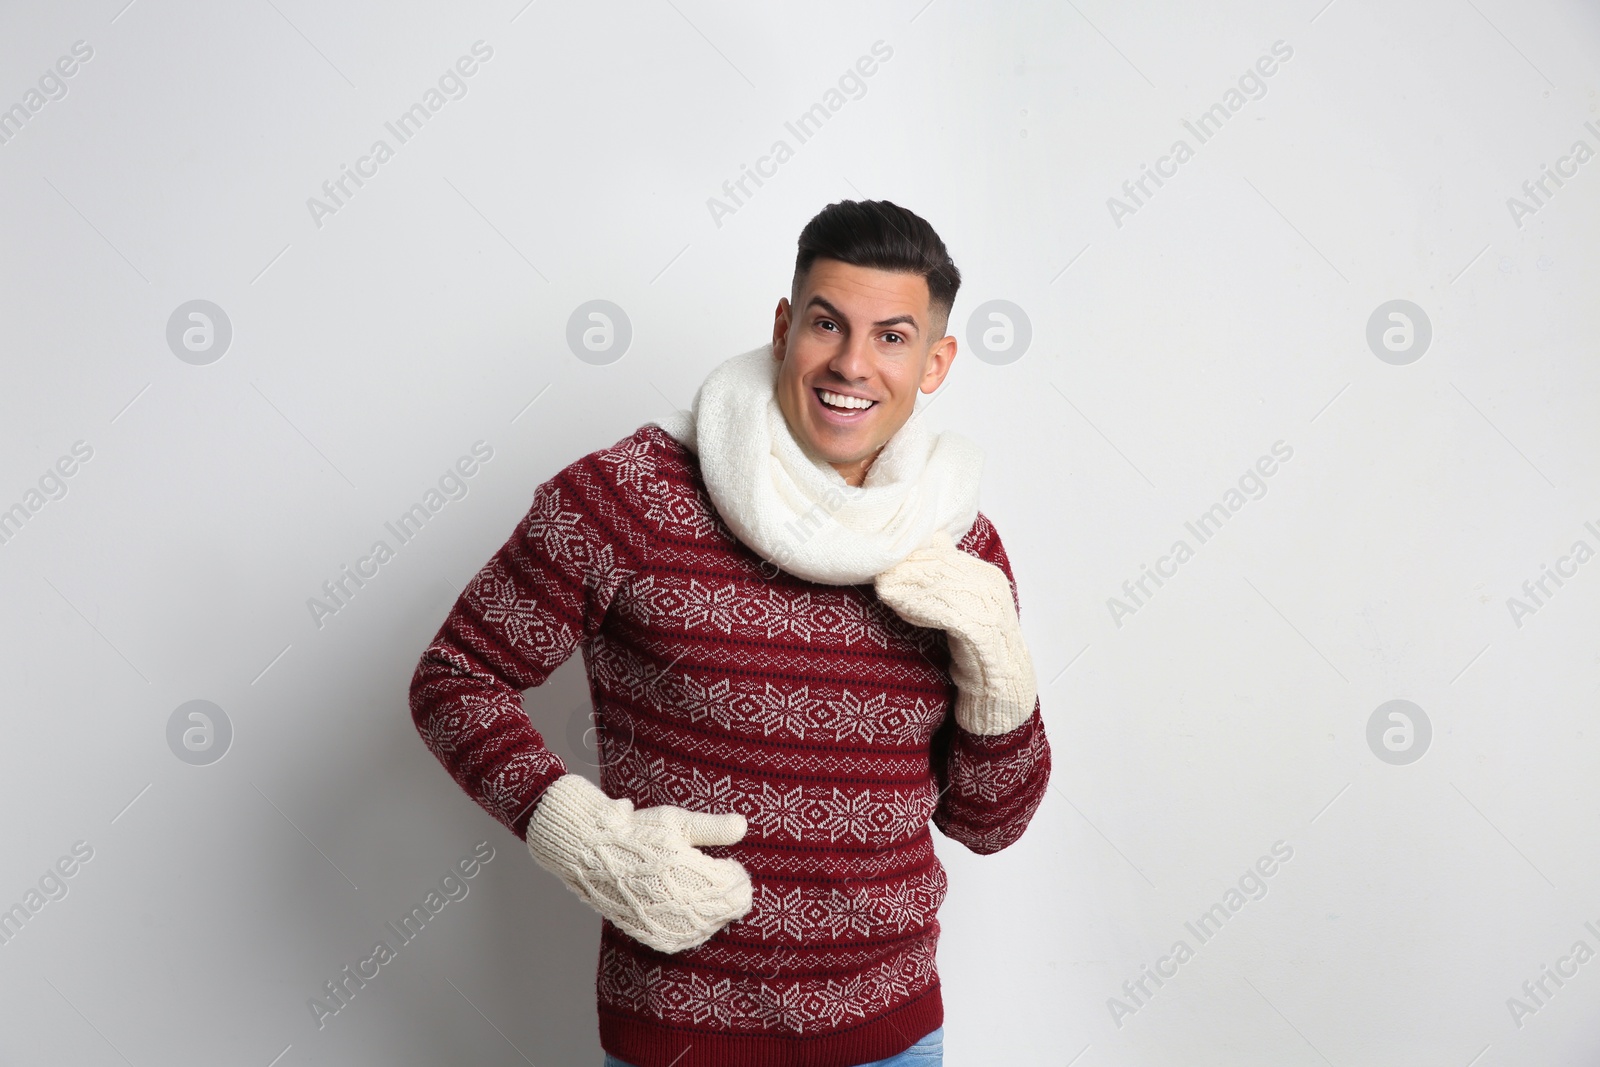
[409, 424, 1051, 1067]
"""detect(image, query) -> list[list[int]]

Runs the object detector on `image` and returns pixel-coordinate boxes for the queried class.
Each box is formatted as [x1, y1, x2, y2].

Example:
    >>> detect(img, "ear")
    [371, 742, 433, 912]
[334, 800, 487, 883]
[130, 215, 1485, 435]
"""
[771, 297, 792, 360]
[920, 332, 958, 394]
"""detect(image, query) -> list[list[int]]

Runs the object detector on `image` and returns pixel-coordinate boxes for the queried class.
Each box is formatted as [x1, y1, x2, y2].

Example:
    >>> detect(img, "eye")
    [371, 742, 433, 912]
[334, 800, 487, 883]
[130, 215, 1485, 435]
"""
[816, 318, 840, 333]
[882, 331, 905, 344]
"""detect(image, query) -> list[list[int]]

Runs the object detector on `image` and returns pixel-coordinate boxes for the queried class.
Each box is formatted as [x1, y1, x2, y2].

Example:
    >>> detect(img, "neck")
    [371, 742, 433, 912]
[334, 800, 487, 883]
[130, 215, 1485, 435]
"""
[832, 448, 879, 487]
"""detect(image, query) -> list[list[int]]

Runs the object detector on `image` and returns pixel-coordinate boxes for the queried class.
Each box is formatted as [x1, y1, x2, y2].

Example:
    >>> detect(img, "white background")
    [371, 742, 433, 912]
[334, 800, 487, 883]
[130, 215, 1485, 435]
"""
[2, 1, 1598, 1064]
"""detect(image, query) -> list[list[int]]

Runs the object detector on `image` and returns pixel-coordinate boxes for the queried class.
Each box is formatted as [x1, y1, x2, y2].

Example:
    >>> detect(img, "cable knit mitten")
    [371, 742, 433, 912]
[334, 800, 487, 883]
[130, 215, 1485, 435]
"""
[524, 772, 753, 954]
[873, 527, 1038, 736]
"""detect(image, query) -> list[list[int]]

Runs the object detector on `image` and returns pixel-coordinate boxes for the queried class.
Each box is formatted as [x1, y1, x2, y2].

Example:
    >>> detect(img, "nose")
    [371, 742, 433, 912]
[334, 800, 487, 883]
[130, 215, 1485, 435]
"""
[827, 331, 873, 384]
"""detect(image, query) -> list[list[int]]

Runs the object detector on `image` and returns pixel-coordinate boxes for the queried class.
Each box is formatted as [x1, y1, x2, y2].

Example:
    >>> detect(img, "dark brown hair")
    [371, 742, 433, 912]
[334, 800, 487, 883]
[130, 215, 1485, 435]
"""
[791, 199, 961, 334]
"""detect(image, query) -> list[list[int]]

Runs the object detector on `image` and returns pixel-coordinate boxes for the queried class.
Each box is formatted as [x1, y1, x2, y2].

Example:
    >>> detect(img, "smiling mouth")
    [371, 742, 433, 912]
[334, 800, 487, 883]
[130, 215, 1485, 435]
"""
[815, 387, 876, 415]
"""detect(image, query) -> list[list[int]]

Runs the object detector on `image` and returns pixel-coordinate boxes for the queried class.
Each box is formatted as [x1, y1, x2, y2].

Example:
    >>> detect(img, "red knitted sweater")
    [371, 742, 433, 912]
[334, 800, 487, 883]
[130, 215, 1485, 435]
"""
[408, 423, 1051, 1067]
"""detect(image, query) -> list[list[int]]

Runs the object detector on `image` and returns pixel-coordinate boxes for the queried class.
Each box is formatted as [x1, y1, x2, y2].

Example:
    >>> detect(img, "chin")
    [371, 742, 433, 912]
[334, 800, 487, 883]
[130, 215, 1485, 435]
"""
[810, 433, 878, 466]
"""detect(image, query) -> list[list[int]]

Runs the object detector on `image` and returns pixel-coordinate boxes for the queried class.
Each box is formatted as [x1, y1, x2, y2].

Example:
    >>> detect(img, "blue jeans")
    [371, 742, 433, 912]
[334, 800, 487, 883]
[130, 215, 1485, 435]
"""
[603, 1025, 943, 1067]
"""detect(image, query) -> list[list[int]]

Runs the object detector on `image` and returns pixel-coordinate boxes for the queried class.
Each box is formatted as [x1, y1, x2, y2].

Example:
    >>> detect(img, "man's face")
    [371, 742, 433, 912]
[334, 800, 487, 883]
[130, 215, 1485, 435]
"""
[771, 258, 957, 486]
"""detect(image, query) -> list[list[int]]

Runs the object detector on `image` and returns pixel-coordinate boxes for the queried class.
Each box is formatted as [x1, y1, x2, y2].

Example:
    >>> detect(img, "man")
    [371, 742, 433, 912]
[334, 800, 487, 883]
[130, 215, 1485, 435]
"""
[409, 199, 1050, 1067]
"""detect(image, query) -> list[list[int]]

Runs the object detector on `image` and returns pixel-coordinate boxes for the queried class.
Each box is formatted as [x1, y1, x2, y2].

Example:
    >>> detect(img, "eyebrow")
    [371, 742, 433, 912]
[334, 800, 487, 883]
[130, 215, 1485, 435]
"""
[804, 295, 920, 334]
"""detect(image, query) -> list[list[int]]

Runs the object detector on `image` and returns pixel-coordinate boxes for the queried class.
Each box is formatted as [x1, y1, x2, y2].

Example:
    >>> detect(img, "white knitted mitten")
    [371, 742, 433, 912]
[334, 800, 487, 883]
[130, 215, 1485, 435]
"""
[524, 772, 753, 954]
[873, 527, 1038, 735]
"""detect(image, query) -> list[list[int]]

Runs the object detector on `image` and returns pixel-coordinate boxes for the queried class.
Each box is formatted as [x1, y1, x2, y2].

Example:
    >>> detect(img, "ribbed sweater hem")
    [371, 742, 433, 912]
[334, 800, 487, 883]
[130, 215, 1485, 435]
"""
[598, 984, 942, 1067]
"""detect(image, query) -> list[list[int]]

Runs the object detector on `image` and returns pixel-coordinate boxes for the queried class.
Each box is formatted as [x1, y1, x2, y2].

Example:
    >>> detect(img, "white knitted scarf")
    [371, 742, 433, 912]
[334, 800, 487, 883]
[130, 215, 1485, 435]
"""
[649, 342, 984, 586]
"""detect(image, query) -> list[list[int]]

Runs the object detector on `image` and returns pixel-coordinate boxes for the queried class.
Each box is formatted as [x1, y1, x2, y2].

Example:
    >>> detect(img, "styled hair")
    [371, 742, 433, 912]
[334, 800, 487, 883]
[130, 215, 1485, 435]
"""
[791, 199, 961, 334]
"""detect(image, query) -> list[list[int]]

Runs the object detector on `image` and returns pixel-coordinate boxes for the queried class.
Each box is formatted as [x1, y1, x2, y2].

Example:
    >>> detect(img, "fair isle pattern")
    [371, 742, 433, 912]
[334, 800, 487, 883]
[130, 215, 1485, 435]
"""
[623, 573, 917, 651]
[598, 931, 939, 1034]
[608, 748, 940, 850]
[738, 864, 950, 944]
[586, 631, 948, 746]
[409, 423, 1050, 1067]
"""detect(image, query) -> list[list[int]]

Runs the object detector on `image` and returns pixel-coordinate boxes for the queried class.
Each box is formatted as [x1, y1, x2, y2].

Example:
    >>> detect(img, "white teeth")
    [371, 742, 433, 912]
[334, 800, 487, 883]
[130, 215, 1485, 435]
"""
[818, 389, 875, 411]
